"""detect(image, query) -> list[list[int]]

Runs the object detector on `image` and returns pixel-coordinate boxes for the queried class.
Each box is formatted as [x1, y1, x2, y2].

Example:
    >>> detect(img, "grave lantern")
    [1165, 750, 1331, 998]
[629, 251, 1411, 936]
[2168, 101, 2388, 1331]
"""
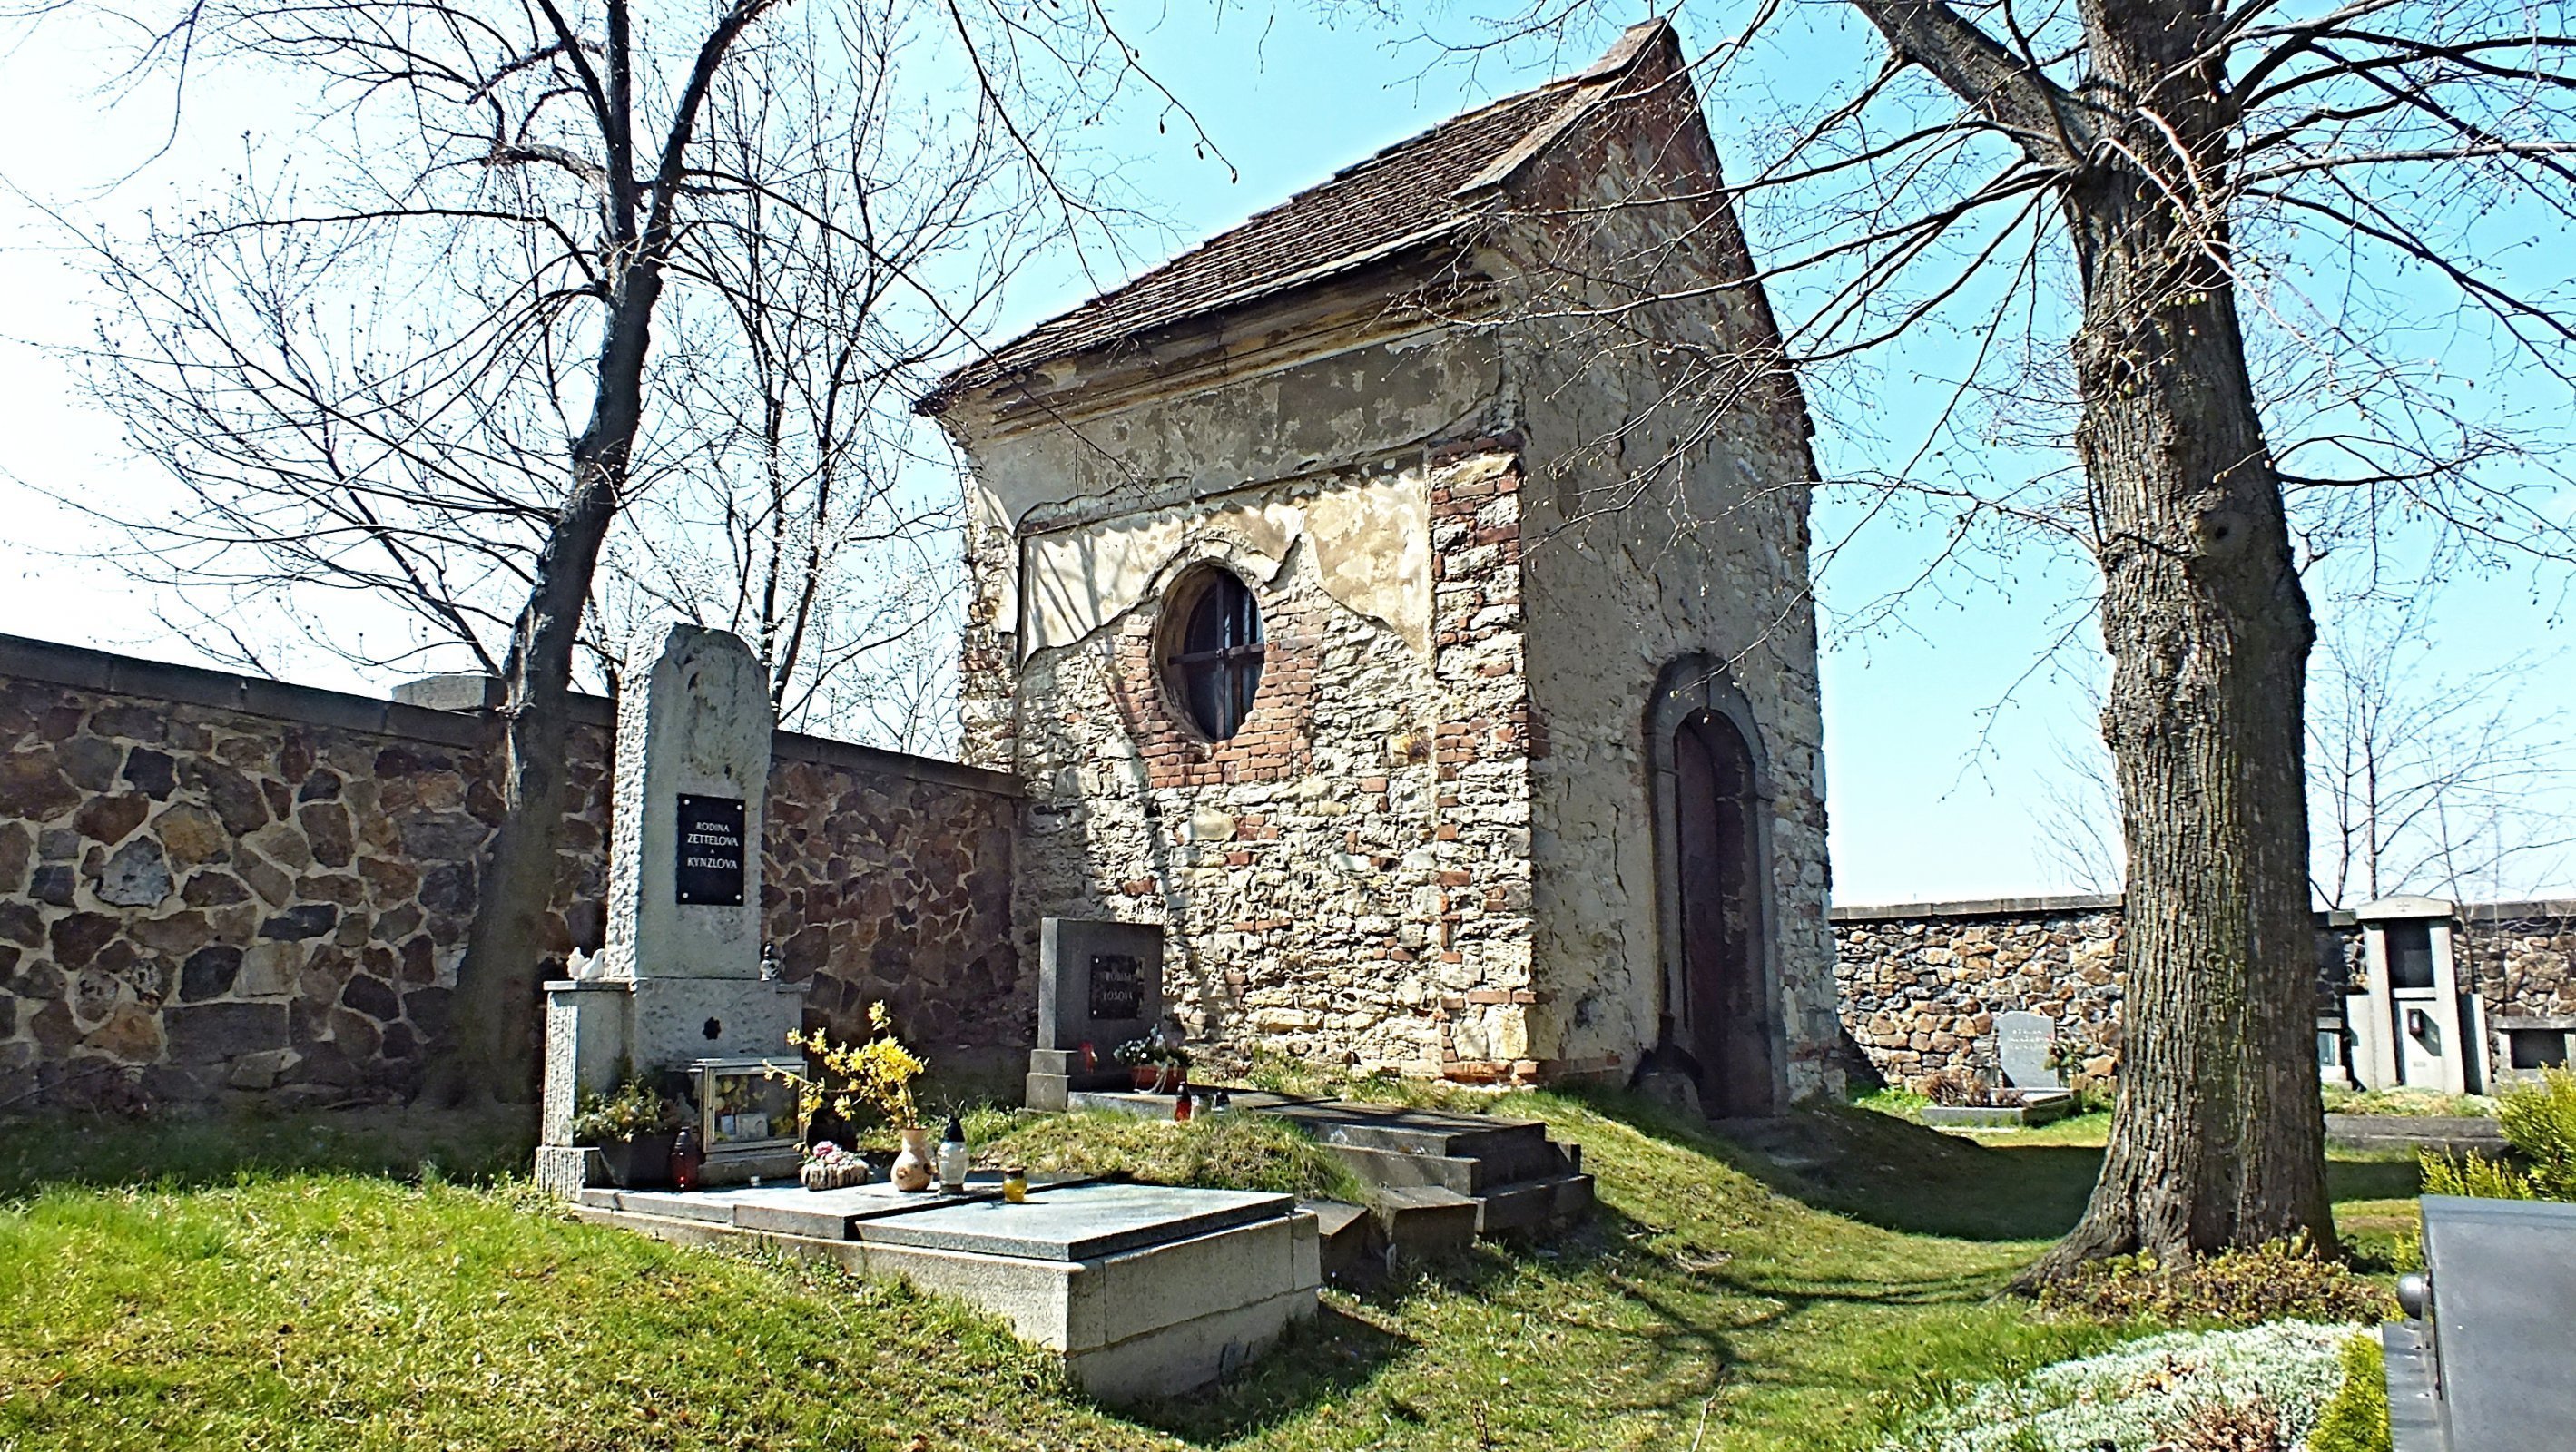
[689, 1056, 806, 1172]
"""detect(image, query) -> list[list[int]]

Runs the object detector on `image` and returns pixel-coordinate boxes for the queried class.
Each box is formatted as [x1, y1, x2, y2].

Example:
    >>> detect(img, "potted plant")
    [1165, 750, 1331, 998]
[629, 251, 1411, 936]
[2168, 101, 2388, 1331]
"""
[777, 1002, 933, 1190]
[572, 1077, 683, 1188]
[1114, 1037, 1158, 1091]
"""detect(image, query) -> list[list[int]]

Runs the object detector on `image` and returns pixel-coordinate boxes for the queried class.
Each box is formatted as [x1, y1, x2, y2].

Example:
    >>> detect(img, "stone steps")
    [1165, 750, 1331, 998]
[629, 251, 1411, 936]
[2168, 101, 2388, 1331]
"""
[1471, 1172, 1596, 1237]
[1061, 1088, 1593, 1259]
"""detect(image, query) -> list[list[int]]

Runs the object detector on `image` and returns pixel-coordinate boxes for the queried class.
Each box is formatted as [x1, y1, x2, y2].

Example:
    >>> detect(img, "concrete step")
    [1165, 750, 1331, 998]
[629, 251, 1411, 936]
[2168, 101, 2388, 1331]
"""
[1263, 1101, 1556, 1162]
[1050, 1089, 1595, 1249]
[1370, 1184, 1480, 1264]
[1299, 1198, 1388, 1287]
[1472, 1172, 1595, 1236]
[1327, 1138, 1573, 1195]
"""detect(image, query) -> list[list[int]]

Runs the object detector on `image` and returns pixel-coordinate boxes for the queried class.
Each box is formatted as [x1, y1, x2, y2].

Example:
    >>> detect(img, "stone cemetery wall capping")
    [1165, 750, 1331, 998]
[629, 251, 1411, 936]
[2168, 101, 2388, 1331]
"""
[0, 633, 1021, 1112]
[1832, 893, 2576, 1089]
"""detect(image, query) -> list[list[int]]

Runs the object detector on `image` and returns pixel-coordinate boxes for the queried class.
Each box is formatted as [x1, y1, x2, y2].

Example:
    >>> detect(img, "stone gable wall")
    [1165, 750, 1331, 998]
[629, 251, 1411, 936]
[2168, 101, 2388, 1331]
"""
[992, 448, 1541, 1082]
[1498, 56, 1837, 1095]
[0, 636, 1019, 1113]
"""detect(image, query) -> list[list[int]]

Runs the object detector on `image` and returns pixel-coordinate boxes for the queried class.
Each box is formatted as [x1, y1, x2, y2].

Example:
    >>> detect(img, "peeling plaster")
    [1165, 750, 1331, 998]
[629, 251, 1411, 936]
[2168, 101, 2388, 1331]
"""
[1020, 472, 1432, 660]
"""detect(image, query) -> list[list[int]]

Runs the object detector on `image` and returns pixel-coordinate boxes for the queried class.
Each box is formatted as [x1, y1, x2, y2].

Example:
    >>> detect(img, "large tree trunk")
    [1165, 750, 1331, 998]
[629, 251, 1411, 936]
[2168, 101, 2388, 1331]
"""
[1849, 0, 2342, 1276]
[432, 268, 664, 1104]
[2024, 162, 2334, 1277]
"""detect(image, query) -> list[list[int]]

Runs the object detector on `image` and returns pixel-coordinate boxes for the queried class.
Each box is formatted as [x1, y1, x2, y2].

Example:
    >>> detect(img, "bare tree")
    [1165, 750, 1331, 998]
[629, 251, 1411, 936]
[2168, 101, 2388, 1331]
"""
[588, 13, 1019, 749]
[2040, 593, 2574, 900]
[58, 0, 1193, 1102]
[2035, 701, 2126, 895]
[1411, 0, 2576, 1273]
[2308, 600, 2573, 907]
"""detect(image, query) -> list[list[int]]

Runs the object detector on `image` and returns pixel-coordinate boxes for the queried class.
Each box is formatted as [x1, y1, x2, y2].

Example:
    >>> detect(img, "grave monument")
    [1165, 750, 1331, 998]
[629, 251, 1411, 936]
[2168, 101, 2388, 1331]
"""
[1024, 917, 1165, 1111]
[1995, 1010, 2062, 1092]
[536, 623, 808, 1196]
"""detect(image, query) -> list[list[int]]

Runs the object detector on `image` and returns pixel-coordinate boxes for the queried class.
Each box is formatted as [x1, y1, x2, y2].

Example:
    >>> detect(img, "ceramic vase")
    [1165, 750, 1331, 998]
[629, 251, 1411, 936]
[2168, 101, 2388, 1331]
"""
[890, 1125, 935, 1192]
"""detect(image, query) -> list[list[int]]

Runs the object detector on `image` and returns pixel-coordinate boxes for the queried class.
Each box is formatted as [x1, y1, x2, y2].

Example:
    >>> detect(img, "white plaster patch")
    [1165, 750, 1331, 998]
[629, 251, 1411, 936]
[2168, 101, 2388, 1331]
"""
[1018, 473, 1431, 659]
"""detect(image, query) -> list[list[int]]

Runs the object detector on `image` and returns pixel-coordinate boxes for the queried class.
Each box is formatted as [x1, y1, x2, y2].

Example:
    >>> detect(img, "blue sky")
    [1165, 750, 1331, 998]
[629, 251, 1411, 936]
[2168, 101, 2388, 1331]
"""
[1, 0, 2566, 904]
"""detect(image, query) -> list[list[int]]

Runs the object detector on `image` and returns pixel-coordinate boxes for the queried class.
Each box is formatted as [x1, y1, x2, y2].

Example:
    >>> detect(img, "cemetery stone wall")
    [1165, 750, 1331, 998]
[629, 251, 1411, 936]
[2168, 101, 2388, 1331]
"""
[1831, 896, 2129, 1088]
[2460, 901, 2576, 1069]
[0, 634, 1020, 1113]
[1834, 894, 2576, 1089]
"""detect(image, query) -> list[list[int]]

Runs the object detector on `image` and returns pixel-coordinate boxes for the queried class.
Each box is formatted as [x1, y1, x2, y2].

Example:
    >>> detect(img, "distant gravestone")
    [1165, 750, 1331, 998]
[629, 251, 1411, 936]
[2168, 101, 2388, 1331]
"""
[1996, 1010, 2062, 1090]
[1037, 918, 1165, 1053]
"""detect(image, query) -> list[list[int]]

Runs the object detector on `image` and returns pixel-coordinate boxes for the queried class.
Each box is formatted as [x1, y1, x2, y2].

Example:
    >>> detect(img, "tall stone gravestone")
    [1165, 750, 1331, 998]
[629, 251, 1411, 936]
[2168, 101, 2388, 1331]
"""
[1025, 918, 1165, 1111]
[536, 623, 807, 1196]
[1996, 1010, 2062, 1091]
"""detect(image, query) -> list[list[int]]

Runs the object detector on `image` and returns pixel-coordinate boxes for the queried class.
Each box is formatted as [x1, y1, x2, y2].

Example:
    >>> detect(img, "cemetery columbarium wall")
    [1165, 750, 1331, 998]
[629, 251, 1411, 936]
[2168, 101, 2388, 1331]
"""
[0, 634, 1019, 1112]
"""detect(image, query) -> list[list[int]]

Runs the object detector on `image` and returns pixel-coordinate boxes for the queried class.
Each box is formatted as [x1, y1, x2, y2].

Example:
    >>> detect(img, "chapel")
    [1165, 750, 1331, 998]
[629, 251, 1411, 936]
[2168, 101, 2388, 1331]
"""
[919, 18, 1838, 1114]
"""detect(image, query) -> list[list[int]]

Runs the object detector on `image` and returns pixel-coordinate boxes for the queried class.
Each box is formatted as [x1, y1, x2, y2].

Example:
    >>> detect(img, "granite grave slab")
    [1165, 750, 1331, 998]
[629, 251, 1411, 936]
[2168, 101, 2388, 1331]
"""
[571, 1175, 1320, 1401]
[1996, 1010, 2062, 1090]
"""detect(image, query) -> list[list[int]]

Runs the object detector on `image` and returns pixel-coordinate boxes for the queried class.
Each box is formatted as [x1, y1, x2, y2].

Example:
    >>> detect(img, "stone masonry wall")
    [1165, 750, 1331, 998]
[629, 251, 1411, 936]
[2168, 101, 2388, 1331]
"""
[1832, 897, 2129, 1088]
[997, 448, 1540, 1081]
[2461, 905, 2576, 1020]
[763, 749, 1019, 1050]
[1835, 895, 2576, 1088]
[2459, 903, 2576, 1074]
[0, 635, 1018, 1113]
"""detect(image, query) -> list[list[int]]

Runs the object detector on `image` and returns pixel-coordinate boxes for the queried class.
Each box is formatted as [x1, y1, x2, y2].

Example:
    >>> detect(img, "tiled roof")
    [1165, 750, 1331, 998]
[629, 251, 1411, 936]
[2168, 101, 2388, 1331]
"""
[921, 21, 1674, 412]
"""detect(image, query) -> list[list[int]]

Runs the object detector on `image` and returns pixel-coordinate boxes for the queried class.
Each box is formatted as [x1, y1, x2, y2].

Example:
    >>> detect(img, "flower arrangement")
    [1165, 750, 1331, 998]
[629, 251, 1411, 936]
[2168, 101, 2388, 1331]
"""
[1114, 1035, 1191, 1092]
[799, 1139, 870, 1191]
[1114, 1037, 1192, 1071]
[569, 1077, 680, 1144]
[774, 1001, 928, 1131]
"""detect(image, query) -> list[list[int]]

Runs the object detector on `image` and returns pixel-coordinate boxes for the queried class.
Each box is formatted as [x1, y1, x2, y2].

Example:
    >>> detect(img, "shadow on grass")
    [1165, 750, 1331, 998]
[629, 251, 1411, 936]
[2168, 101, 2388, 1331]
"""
[1122, 1187, 2036, 1445]
[1561, 1088, 2422, 1246]
[1121, 1301, 1417, 1441]
[0, 1104, 534, 1200]
[1130, 1205, 1760, 1441]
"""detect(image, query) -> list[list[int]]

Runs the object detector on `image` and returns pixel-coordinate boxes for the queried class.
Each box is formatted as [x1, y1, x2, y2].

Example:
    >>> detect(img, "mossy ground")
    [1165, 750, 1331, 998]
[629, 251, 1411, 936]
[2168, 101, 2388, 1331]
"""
[0, 1091, 2415, 1451]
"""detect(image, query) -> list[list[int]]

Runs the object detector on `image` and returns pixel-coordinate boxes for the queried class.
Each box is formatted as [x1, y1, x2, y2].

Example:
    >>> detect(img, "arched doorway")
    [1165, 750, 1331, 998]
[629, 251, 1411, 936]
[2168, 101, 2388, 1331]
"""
[1670, 709, 1774, 1117]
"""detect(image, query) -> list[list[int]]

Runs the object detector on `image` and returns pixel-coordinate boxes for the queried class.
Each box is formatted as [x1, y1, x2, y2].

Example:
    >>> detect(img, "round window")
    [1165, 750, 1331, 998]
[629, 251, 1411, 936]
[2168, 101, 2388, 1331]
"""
[1161, 567, 1266, 741]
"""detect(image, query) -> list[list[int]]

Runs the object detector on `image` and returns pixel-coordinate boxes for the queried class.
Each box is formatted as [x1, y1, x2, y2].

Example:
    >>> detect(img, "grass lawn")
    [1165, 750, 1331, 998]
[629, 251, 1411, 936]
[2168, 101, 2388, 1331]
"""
[0, 1094, 2415, 1451]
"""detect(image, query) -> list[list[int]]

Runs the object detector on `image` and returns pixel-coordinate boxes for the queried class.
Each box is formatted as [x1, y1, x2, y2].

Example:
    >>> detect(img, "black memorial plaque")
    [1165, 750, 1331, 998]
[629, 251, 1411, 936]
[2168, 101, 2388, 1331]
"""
[674, 793, 747, 906]
[1088, 953, 1145, 1021]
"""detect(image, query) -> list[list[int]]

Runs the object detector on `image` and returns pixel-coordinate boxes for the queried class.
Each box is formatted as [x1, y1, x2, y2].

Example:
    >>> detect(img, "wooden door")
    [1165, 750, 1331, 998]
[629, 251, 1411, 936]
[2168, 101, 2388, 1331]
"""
[1674, 711, 1773, 1117]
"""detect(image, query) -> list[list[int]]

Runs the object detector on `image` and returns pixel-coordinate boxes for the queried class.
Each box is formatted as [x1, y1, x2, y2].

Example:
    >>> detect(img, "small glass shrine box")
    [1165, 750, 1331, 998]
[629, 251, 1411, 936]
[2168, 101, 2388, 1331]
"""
[690, 1056, 803, 1170]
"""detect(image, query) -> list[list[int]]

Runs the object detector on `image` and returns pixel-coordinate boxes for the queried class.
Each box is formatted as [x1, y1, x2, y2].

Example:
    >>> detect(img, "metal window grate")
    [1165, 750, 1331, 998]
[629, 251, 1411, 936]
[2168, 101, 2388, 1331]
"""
[1166, 571, 1265, 740]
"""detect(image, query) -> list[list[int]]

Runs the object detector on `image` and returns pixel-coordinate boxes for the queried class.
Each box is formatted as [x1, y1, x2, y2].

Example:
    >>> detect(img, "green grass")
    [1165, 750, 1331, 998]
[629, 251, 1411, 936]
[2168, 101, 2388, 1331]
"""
[2320, 1085, 2497, 1119]
[0, 1092, 2421, 1451]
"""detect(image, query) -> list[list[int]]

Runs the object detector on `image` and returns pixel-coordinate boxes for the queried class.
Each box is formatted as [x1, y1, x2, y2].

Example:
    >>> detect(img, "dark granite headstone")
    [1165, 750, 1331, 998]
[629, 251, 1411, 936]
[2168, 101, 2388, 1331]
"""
[2395, 1196, 2576, 1448]
[1037, 918, 1165, 1053]
[1996, 1010, 2062, 1090]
